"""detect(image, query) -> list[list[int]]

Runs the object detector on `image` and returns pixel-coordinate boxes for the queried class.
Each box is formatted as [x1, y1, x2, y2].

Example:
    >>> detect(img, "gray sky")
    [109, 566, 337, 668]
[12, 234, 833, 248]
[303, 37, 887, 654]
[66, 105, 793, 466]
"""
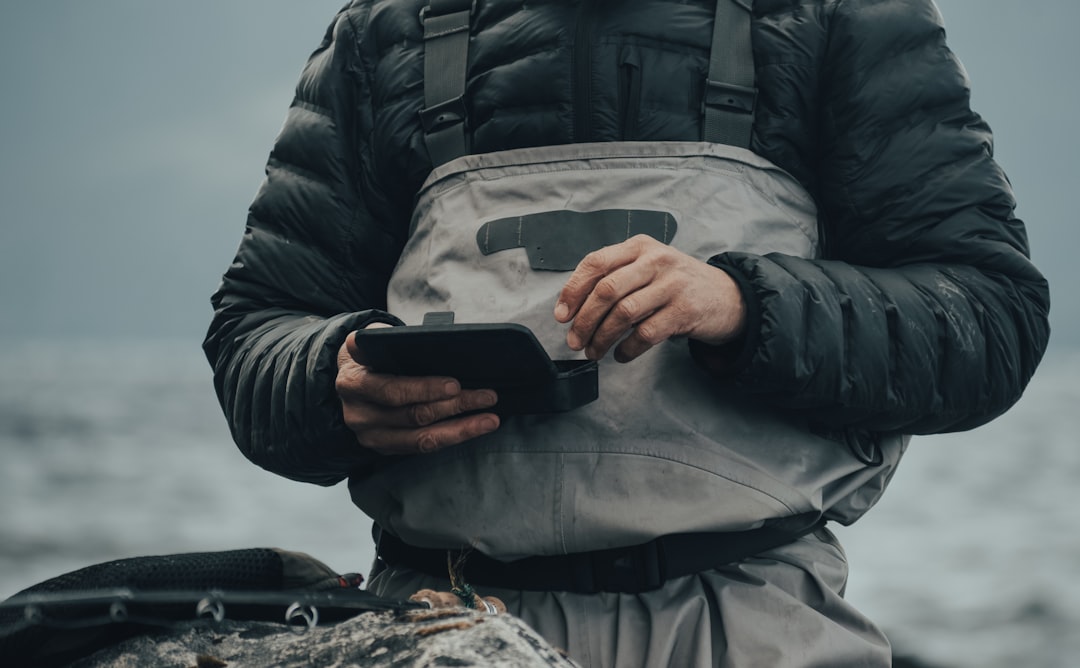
[0, 1, 1075, 347]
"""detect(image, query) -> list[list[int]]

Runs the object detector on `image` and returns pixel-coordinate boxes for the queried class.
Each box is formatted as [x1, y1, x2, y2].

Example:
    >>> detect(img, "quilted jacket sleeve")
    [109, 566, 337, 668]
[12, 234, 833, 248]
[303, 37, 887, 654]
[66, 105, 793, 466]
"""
[702, 0, 1050, 434]
[203, 7, 402, 485]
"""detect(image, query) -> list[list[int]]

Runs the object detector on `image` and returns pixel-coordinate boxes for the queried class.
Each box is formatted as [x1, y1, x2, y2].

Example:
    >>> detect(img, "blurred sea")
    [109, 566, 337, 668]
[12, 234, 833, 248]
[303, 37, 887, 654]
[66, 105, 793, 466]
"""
[1, 339, 1077, 667]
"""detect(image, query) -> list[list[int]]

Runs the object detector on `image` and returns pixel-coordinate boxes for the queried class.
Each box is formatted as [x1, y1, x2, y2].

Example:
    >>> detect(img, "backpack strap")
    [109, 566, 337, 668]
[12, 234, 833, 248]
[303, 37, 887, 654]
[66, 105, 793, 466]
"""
[703, 0, 757, 148]
[420, 0, 473, 166]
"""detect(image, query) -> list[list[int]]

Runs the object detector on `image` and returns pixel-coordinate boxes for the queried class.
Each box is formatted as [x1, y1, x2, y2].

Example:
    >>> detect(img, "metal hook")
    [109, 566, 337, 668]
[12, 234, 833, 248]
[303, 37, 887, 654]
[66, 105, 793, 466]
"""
[285, 602, 319, 634]
[108, 601, 128, 622]
[23, 605, 44, 625]
[196, 597, 226, 622]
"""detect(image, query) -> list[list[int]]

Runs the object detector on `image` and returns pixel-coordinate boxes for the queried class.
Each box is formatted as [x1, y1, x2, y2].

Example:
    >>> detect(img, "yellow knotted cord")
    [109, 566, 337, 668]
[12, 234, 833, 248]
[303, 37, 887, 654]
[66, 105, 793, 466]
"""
[447, 549, 476, 609]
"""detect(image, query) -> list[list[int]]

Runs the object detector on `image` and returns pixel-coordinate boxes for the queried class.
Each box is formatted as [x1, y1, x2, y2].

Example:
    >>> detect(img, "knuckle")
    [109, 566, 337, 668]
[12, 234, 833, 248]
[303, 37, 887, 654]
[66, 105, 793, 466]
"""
[463, 420, 491, 441]
[416, 432, 441, 453]
[334, 365, 364, 397]
[458, 395, 479, 413]
[383, 382, 411, 407]
[571, 309, 596, 331]
[668, 302, 697, 329]
[571, 319, 595, 340]
[580, 249, 607, 271]
[561, 272, 586, 293]
[594, 276, 621, 302]
[342, 406, 375, 436]
[630, 234, 660, 255]
[635, 321, 666, 345]
[468, 390, 497, 411]
[409, 403, 436, 426]
[613, 297, 638, 323]
[354, 428, 389, 452]
[342, 415, 362, 434]
[639, 236, 668, 257]
[462, 426, 484, 442]
[334, 372, 349, 395]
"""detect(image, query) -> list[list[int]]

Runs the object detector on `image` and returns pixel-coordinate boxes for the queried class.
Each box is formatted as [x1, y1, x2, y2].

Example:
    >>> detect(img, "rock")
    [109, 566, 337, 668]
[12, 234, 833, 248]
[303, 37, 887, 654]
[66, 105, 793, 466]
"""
[67, 608, 579, 668]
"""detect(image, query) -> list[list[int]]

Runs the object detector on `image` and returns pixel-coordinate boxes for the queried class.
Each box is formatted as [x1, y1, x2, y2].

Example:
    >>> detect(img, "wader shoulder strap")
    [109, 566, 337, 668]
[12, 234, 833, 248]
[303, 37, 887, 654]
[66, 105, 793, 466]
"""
[703, 0, 757, 149]
[420, 0, 473, 166]
[421, 0, 756, 163]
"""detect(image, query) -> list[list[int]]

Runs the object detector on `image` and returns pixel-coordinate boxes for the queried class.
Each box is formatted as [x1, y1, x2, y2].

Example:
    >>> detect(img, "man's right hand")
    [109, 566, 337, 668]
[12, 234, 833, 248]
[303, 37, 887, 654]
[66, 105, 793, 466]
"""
[335, 325, 500, 455]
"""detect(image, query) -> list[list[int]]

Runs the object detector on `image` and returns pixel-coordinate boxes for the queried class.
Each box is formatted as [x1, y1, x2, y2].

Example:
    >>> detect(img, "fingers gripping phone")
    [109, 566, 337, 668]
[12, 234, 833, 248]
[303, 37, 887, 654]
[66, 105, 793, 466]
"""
[351, 312, 598, 414]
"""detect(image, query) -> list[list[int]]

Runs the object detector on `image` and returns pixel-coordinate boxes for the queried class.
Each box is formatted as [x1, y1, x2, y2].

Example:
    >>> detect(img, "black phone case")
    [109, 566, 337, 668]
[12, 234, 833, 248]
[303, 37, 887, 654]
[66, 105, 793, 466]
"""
[351, 317, 597, 414]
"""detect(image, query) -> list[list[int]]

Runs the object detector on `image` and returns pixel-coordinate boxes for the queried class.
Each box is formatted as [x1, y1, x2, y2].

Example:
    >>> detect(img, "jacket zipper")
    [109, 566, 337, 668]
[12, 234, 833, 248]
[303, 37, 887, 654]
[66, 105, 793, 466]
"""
[573, 0, 599, 142]
[618, 55, 642, 141]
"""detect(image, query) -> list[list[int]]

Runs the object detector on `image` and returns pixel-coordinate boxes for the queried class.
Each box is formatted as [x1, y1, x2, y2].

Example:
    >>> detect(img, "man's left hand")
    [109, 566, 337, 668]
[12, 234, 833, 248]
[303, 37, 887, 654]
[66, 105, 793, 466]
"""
[554, 235, 746, 362]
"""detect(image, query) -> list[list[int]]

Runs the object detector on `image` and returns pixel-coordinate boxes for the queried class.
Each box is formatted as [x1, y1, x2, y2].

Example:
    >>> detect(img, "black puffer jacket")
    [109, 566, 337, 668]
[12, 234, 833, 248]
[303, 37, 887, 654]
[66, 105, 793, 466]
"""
[205, 0, 1050, 485]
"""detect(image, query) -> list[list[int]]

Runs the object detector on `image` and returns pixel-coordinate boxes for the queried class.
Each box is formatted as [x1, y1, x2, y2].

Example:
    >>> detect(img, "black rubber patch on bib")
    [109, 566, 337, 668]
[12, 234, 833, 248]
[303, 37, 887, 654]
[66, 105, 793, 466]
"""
[476, 209, 678, 271]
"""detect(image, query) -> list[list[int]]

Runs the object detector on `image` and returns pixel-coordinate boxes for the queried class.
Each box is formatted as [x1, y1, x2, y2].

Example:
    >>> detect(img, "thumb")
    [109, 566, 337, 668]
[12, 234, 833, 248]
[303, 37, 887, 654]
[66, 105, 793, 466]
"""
[339, 331, 359, 369]
[343, 321, 394, 366]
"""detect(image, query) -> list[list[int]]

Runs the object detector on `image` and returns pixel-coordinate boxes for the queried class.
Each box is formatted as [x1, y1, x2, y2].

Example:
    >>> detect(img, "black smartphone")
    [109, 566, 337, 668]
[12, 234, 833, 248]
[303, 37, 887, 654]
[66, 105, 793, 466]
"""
[351, 321, 597, 414]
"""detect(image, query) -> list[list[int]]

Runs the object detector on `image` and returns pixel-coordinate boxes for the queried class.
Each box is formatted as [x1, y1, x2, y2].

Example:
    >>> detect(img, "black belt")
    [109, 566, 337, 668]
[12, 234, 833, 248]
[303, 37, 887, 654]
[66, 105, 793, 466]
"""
[374, 519, 823, 594]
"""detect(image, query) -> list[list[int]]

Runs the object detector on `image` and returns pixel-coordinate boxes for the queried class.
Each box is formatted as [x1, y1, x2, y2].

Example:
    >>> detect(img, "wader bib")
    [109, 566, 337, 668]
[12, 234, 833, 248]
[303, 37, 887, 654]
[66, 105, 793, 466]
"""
[363, 143, 897, 666]
[351, 141, 907, 560]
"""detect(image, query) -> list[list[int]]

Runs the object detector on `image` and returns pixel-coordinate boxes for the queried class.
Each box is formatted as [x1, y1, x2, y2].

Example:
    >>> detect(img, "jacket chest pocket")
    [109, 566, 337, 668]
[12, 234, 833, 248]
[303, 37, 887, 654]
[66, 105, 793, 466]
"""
[608, 41, 708, 143]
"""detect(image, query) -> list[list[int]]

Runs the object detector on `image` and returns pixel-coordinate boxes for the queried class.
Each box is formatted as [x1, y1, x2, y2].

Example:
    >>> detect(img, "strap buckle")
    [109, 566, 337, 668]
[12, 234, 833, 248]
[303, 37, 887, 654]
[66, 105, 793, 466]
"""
[703, 79, 757, 115]
[568, 540, 667, 594]
[419, 96, 468, 134]
[418, 0, 474, 22]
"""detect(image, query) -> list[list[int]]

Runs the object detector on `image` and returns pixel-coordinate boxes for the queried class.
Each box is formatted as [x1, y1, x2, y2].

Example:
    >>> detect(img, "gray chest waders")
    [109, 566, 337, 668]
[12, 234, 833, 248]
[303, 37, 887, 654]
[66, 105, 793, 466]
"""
[357, 0, 908, 585]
